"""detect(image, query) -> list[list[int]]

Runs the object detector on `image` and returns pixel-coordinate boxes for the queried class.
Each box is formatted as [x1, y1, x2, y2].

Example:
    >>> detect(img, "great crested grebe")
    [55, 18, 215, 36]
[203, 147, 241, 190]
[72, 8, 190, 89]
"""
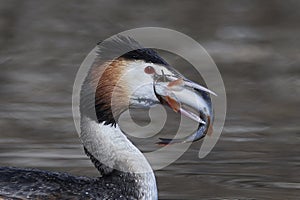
[0, 36, 214, 200]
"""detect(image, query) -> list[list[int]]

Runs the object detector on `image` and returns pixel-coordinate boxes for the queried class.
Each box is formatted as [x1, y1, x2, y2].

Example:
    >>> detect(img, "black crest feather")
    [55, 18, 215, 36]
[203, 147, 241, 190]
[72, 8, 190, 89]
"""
[97, 35, 168, 65]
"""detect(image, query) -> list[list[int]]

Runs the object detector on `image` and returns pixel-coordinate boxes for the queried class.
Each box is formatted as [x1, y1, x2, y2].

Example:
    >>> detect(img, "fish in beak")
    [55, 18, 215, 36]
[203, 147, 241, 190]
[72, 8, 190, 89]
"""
[152, 71, 216, 145]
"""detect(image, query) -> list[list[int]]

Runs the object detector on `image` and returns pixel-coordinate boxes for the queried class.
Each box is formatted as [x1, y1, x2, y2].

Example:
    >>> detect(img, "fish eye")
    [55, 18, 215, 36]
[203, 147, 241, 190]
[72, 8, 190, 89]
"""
[144, 66, 155, 74]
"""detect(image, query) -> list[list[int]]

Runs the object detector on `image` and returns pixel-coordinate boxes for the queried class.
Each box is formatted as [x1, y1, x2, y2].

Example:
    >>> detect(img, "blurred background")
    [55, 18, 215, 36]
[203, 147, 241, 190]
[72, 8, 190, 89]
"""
[0, 0, 299, 199]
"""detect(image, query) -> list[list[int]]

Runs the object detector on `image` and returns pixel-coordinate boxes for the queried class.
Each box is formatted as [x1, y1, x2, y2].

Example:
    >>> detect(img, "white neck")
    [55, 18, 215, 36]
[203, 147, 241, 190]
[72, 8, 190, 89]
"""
[80, 115, 157, 200]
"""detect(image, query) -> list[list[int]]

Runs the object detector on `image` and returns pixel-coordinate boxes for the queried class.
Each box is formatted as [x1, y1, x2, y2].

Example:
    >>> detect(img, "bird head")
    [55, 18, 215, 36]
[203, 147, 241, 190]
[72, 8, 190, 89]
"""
[81, 36, 215, 144]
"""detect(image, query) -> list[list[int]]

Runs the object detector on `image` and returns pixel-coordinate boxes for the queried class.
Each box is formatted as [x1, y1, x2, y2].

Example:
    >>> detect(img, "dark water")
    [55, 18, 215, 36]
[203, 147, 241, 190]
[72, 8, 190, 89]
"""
[0, 1, 299, 199]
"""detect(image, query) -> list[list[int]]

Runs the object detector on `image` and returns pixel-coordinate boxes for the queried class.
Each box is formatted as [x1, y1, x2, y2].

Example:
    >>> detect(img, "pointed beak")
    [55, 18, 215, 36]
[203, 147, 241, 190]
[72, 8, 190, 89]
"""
[153, 75, 215, 145]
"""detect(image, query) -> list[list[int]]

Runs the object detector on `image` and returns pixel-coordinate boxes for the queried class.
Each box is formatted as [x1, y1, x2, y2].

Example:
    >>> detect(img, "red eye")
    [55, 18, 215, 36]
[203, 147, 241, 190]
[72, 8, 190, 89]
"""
[144, 66, 155, 74]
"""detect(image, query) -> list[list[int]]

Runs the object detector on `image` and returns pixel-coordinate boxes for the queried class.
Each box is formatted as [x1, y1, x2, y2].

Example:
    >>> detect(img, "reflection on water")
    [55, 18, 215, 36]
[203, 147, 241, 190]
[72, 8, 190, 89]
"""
[0, 0, 299, 199]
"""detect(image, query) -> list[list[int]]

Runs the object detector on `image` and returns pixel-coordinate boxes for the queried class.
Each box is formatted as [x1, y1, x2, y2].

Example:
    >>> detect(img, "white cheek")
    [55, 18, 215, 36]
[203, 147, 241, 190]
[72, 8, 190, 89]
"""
[126, 68, 153, 90]
[116, 62, 153, 99]
[118, 61, 174, 99]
